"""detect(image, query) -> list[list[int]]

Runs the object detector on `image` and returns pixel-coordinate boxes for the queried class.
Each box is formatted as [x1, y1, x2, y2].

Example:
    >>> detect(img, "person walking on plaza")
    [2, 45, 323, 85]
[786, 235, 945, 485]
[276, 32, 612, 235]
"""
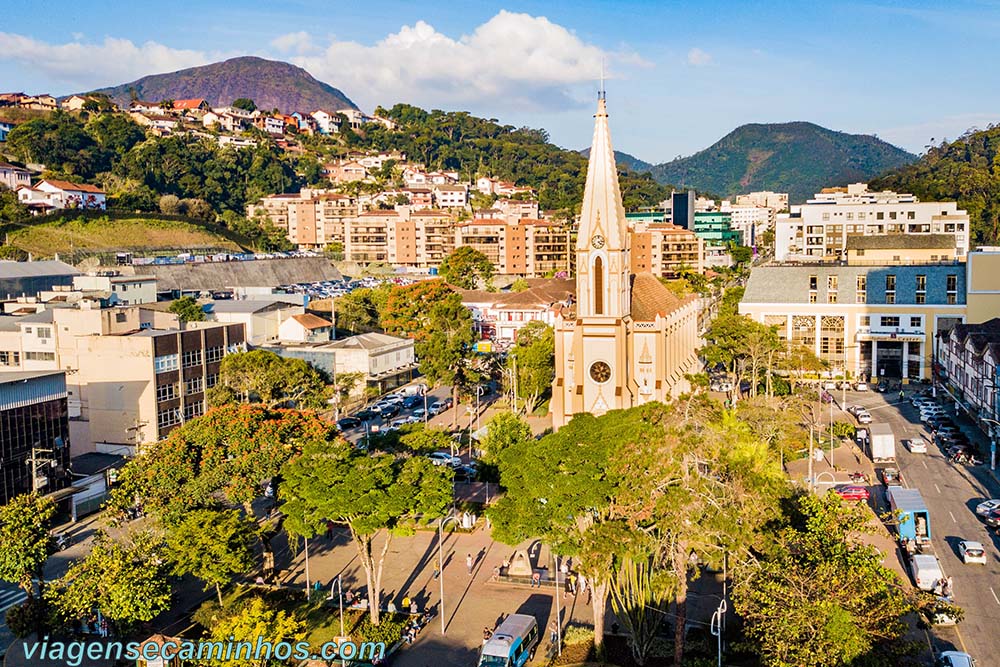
[467, 553, 474, 575]
[549, 620, 559, 645]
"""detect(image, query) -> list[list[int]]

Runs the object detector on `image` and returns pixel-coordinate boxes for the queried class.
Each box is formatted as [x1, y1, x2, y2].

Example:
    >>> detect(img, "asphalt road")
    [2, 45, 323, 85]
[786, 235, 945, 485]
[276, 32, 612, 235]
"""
[847, 388, 1000, 662]
[0, 583, 28, 651]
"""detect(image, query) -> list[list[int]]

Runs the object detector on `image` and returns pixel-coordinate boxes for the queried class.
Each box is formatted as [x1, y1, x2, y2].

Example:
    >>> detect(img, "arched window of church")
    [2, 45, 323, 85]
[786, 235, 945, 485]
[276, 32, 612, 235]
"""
[594, 256, 604, 314]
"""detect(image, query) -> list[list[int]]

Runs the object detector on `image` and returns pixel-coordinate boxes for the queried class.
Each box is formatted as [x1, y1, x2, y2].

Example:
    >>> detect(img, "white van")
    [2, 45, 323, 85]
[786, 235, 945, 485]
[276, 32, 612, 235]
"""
[910, 554, 944, 591]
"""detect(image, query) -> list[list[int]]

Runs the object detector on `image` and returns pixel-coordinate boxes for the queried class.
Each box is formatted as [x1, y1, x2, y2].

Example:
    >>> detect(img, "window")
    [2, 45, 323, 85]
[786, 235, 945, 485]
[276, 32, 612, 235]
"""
[885, 275, 896, 291]
[889, 211, 897, 220]
[205, 347, 224, 363]
[828, 276, 838, 290]
[182, 349, 203, 368]
[856, 249, 865, 256]
[157, 407, 181, 429]
[206, 373, 219, 389]
[36, 327, 52, 339]
[822, 212, 830, 221]
[115, 312, 127, 323]
[947, 293, 957, 305]
[24, 351, 55, 361]
[860, 316, 870, 327]
[0, 351, 19, 366]
[877, 212, 884, 220]
[910, 316, 921, 328]
[916, 293, 925, 304]
[827, 292, 838, 303]
[858, 212, 866, 220]
[881, 316, 900, 328]
[946, 274, 958, 292]
[809, 275, 818, 290]
[156, 383, 177, 402]
[184, 377, 203, 395]
[154, 354, 178, 373]
[886, 292, 896, 304]
[916, 275, 926, 291]
[846, 212, 854, 220]
[593, 256, 604, 315]
[907, 211, 916, 220]
[809, 292, 817, 304]
[183, 401, 205, 420]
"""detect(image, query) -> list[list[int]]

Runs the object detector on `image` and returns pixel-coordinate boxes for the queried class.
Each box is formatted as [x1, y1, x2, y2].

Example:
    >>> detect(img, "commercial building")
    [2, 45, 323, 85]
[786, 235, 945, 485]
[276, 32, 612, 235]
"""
[203, 299, 305, 346]
[738, 256, 1000, 381]
[0, 260, 80, 298]
[936, 318, 1000, 432]
[774, 183, 969, 262]
[693, 212, 741, 246]
[844, 234, 963, 265]
[72, 273, 158, 305]
[0, 370, 70, 504]
[671, 191, 695, 230]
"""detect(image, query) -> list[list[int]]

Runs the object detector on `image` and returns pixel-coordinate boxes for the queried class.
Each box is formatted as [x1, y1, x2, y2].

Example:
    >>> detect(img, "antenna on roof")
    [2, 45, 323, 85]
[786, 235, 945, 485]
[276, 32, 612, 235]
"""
[599, 59, 606, 100]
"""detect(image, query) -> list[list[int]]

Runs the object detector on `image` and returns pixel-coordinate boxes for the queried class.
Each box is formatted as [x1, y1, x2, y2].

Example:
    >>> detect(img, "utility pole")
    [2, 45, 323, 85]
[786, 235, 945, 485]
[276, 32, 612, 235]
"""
[26, 446, 56, 492]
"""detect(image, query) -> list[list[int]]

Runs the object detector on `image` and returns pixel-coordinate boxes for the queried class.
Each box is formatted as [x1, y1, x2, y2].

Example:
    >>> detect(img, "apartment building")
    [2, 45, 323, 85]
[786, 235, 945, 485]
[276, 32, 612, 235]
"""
[0, 304, 246, 452]
[433, 185, 469, 208]
[722, 203, 772, 246]
[72, 273, 158, 305]
[937, 318, 1000, 431]
[630, 223, 705, 277]
[774, 183, 969, 262]
[247, 190, 358, 249]
[735, 191, 789, 212]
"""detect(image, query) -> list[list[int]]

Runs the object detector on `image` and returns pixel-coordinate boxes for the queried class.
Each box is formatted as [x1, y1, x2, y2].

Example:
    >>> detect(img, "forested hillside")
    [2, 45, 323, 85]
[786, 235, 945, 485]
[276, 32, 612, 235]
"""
[871, 125, 1000, 244]
[361, 103, 671, 211]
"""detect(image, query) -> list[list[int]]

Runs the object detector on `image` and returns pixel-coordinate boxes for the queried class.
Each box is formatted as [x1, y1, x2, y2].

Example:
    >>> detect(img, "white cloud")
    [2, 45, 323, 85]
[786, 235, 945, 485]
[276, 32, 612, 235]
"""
[291, 11, 646, 111]
[0, 32, 217, 89]
[686, 47, 712, 66]
[271, 31, 318, 56]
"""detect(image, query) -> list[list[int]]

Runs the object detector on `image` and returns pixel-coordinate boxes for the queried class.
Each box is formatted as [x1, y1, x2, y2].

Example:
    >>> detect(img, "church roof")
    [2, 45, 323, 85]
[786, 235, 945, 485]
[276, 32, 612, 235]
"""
[630, 272, 683, 322]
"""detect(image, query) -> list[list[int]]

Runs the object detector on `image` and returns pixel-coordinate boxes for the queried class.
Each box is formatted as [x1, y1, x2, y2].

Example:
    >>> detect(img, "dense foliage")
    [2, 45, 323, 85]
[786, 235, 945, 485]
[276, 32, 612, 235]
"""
[871, 124, 1000, 243]
[364, 103, 672, 211]
[650, 121, 915, 203]
[0, 493, 56, 595]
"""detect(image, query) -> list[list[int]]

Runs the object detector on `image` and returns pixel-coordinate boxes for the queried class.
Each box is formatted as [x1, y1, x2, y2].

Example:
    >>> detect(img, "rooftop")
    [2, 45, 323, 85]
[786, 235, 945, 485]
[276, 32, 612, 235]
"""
[630, 272, 683, 322]
[0, 260, 80, 279]
[324, 332, 410, 351]
[846, 233, 958, 250]
[0, 369, 65, 385]
[289, 313, 332, 330]
[206, 299, 295, 314]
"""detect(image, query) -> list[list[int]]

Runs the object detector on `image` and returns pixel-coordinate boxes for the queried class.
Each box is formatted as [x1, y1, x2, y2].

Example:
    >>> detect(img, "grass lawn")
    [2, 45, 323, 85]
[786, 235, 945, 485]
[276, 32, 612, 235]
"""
[7, 216, 242, 256]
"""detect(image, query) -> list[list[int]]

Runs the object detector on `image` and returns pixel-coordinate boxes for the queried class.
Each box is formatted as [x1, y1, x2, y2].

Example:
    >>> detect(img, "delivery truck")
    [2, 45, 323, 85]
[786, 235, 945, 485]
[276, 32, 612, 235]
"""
[869, 423, 896, 462]
[887, 486, 932, 543]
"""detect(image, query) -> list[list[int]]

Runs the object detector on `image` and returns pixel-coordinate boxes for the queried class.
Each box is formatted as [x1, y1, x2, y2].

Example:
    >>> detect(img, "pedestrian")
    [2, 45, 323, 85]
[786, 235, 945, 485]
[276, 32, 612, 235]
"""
[410, 600, 419, 614]
[531, 571, 541, 588]
[402, 595, 411, 609]
[387, 600, 397, 614]
[549, 620, 559, 644]
[466, 553, 474, 575]
[578, 573, 587, 595]
[483, 626, 492, 642]
[491, 565, 500, 581]
[568, 573, 577, 596]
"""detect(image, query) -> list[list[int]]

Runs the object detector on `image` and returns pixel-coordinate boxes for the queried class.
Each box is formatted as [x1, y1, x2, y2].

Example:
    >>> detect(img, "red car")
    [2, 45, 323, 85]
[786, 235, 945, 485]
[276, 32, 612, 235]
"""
[832, 484, 870, 501]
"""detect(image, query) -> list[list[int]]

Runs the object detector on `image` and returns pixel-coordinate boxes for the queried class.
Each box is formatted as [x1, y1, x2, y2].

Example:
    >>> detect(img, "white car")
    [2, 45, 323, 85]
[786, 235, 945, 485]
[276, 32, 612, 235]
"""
[906, 438, 928, 454]
[959, 540, 987, 565]
[975, 498, 1000, 518]
[854, 382, 869, 391]
[823, 381, 837, 390]
[920, 410, 945, 423]
[937, 651, 976, 667]
[856, 411, 872, 424]
[426, 451, 461, 467]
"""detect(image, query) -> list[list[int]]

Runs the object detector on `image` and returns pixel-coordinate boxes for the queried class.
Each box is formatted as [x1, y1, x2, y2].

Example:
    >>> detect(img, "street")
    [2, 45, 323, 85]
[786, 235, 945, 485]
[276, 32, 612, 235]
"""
[846, 387, 1000, 661]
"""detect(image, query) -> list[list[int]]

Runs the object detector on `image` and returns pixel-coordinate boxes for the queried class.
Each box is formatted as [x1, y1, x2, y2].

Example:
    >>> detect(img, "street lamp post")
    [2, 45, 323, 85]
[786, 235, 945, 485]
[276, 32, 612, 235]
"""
[437, 516, 446, 634]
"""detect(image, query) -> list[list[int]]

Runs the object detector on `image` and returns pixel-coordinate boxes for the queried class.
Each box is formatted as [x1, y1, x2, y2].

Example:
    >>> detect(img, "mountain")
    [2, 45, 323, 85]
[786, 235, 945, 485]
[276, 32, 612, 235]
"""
[871, 125, 1000, 244]
[85, 56, 358, 113]
[648, 122, 916, 203]
[579, 148, 653, 173]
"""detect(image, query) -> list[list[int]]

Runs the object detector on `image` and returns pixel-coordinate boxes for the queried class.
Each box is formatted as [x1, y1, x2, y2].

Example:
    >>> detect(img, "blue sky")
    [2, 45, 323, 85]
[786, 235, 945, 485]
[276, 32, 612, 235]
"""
[2, 0, 998, 162]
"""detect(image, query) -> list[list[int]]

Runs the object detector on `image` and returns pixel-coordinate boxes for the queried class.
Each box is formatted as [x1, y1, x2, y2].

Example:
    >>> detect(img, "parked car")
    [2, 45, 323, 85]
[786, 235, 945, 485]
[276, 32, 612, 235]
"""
[427, 451, 461, 467]
[710, 381, 734, 392]
[856, 411, 873, 424]
[959, 540, 987, 565]
[378, 404, 400, 418]
[355, 408, 379, 421]
[911, 396, 935, 407]
[403, 395, 423, 409]
[975, 498, 1000, 518]
[823, 381, 837, 390]
[337, 417, 362, 430]
[984, 508, 1000, 528]
[429, 400, 451, 415]
[936, 651, 976, 667]
[905, 438, 928, 454]
[854, 382, 869, 391]
[832, 484, 870, 501]
[412, 408, 428, 421]
[389, 417, 411, 429]
[847, 405, 863, 416]
[453, 464, 478, 483]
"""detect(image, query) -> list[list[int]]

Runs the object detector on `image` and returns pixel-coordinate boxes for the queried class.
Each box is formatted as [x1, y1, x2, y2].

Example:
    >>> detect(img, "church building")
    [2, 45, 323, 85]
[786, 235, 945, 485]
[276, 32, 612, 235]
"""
[551, 95, 702, 429]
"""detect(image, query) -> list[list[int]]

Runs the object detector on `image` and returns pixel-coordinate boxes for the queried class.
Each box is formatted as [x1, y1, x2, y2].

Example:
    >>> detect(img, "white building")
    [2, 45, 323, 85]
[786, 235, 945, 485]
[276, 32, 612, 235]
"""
[774, 183, 969, 262]
[278, 313, 334, 343]
[204, 300, 305, 346]
[434, 184, 469, 208]
[17, 179, 106, 212]
[735, 191, 789, 212]
[720, 202, 771, 246]
[0, 162, 31, 191]
[72, 274, 158, 305]
[311, 110, 342, 135]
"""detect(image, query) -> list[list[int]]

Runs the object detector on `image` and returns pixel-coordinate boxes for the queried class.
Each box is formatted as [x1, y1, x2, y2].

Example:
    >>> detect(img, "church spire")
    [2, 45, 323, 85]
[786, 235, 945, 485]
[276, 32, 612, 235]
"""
[575, 95, 631, 319]
[577, 96, 628, 252]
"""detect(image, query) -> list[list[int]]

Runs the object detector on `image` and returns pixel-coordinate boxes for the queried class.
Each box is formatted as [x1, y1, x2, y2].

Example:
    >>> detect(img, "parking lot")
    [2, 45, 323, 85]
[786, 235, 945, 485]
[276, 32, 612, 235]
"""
[843, 386, 1000, 662]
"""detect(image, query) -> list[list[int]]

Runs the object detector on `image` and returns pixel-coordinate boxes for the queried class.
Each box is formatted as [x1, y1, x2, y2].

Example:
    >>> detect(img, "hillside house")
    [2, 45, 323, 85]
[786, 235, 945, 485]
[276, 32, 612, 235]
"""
[18, 179, 106, 212]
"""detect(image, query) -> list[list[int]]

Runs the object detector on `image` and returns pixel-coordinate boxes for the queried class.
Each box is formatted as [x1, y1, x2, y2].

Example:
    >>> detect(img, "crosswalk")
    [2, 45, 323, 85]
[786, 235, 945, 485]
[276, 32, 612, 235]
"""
[0, 587, 28, 616]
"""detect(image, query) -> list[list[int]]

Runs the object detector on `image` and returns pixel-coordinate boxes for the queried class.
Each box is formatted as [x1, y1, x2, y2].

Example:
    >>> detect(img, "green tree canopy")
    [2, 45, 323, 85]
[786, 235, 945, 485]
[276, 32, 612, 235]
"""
[211, 349, 328, 410]
[280, 440, 453, 625]
[168, 296, 205, 323]
[0, 494, 55, 596]
[507, 321, 554, 413]
[6, 112, 109, 178]
[45, 531, 171, 632]
[734, 493, 915, 667]
[166, 508, 258, 602]
[231, 98, 257, 112]
[439, 246, 494, 290]
[204, 595, 305, 667]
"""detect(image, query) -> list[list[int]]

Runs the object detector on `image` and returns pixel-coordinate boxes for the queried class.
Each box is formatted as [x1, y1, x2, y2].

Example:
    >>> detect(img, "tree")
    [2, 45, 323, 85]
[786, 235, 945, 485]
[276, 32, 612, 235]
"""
[212, 349, 328, 409]
[734, 493, 915, 667]
[439, 246, 494, 290]
[159, 194, 182, 214]
[731, 244, 753, 265]
[415, 290, 481, 427]
[379, 280, 457, 340]
[166, 508, 257, 603]
[281, 440, 452, 625]
[109, 404, 338, 522]
[231, 98, 257, 113]
[0, 494, 55, 596]
[479, 411, 531, 464]
[508, 278, 529, 292]
[203, 596, 305, 667]
[507, 321, 554, 413]
[334, 287, 383, 333]
[6, 112, 109, 178]
[86, 113, 145, 157]
[168, 296, 205, 323]
[46, 531, 171, 633]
